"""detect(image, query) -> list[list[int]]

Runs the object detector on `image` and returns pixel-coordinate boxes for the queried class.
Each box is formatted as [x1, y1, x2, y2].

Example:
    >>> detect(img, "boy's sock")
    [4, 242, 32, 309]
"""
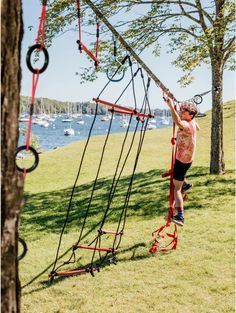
[175, 207, 184, 219]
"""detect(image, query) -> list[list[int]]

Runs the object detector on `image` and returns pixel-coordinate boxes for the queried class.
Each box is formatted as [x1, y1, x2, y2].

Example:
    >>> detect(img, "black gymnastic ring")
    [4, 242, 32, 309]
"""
[26, 44, 49, 74]
[18, 237, 28, 261]
[193, 94, 203, 105]
[15, 145, 39, 173]
[106, 65, 126, 82]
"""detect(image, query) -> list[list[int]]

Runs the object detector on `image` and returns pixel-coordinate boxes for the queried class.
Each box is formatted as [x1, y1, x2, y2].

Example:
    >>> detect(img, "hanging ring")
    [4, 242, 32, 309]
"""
[26, 44, 49, 74]
[15, 145, 39, 173]
[193, 94, 203, 105]
[18, 237, 28, 261]
[106, 61, 126, 82]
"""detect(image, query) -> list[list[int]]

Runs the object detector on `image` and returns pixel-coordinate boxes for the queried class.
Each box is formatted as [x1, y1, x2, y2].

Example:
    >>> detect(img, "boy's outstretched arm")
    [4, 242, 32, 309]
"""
[165, 98, 187, 130]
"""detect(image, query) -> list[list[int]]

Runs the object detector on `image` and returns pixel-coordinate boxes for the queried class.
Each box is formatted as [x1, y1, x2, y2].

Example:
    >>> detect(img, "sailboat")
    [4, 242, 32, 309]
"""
[64, 126, 75, 136]
[120, 115, 129, 127]
[101, 105, 114, 121]
[62, 102, 73, 122]
[76, 103, 85, 124]
[147, 122, 157, 130]
[161, 110, 170, 125]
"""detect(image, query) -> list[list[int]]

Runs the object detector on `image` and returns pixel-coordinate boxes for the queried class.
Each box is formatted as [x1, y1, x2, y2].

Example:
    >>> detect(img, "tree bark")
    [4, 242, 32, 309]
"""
[210, 58, 225, 174]
[1, 1, 24, 312]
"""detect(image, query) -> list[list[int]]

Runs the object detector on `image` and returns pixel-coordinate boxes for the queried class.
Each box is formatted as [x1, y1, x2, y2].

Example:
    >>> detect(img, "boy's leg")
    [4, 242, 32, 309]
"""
[173, 179, 184, 210]
[173, 179, 185, 226]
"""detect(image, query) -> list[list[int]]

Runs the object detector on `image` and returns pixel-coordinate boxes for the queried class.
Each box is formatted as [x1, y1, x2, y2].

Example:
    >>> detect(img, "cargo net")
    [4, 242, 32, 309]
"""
[49, 56, 154, 280]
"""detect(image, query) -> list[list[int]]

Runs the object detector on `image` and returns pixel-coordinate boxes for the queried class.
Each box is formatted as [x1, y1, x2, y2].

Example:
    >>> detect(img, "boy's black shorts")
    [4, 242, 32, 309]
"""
[173, 159, 192, 181]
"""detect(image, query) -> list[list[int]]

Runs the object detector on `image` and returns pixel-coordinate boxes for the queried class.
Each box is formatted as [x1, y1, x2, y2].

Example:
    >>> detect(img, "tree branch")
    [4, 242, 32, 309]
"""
[223, 36, 236, 62]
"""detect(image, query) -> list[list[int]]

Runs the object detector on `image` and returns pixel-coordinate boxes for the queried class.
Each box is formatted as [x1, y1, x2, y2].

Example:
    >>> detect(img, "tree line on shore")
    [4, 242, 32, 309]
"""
[20, 95, 170, 116]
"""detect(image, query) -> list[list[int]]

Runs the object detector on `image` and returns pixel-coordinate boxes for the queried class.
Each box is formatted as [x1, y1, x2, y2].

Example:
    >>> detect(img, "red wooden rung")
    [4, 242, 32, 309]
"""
[108, 108, 153, 119]
[19, 119, 30, 123]
[93, 98, 133, 113]
[75, 244, 116, 252]
[49, 267, 97, 278]
[80, 42, 99, 64]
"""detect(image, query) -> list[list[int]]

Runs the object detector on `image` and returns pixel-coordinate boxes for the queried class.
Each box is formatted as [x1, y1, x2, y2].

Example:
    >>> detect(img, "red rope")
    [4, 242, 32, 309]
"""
[22, 2, 47, 177]
[76, 0, 99, 69]
[149, 92, 178, 254]
[25, 71, 40, 150]
[36, 3, 47, 47]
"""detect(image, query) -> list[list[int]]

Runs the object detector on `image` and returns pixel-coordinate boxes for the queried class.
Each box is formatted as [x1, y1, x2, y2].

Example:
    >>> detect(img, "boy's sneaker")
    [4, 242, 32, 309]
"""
[172, 215, 184, 226]
[182, 182, 193, 192]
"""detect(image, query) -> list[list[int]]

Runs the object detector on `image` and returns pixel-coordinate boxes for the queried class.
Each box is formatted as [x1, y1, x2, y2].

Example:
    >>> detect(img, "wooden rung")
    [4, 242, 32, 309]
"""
[80, 42, 99, 63]
[93, 98, 133, 113]
[100, 229, 123, 235]
[108, 108, 154, 119]
[19, 119, 30, 123]
[49, 267, 97, 278]
[75, 244, 116, 252]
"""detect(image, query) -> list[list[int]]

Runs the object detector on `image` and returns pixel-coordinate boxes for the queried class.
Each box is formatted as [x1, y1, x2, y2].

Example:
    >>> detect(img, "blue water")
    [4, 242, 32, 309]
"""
[19, 114, 171, 151]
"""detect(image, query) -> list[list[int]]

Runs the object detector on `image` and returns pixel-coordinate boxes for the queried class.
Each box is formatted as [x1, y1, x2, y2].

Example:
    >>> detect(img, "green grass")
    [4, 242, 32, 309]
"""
[20, 101, 235, 313]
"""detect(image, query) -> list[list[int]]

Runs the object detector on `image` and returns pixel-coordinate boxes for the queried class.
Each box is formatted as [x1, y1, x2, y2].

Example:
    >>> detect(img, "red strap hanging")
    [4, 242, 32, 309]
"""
[36, 1, 47, 48]
[76, 0, 99, 70]
[149, 92, 178, 254]
[18, 1, 48, 177]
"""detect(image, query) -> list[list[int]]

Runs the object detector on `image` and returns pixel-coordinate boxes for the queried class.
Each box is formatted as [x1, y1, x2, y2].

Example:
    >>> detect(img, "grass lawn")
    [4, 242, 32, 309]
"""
[19, 101, 235, 313]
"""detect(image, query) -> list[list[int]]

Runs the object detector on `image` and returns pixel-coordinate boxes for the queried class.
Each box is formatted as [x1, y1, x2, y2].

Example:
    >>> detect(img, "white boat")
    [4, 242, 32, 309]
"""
[161, 110, 170, 125]
[101, 115, 111, 122]
[147, 123, 157, 130]
[149, 118, 157, 124]
[64, 127, 75, 136]
[77, 120, 85, 125]
[161, 118, 169, 125]
[62, 118, 73, 123]
[120, 119, 129, 127]
[35, 119, 49, 127]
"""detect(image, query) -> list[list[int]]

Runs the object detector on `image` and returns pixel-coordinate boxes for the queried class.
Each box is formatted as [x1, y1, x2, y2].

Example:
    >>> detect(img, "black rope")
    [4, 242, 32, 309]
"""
[51, 55, 153, 277]
[112, 83, 150, 252]
[51, 103, 99, 273]
[51, 55, 135, 274]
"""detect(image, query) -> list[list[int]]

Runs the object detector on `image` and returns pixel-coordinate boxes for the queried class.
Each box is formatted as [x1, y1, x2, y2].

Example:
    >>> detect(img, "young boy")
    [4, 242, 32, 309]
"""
[165, 98, 199, 226]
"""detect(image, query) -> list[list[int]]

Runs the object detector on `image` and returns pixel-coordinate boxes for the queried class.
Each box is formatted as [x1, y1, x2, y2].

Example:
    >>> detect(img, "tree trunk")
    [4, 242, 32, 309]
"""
[1, 1, 24, 312]
[210, 58, 225, 174]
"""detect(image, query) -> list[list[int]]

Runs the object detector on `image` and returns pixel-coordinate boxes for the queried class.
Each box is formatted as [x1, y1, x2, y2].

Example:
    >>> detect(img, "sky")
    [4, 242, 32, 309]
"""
[21, 0, 235, 112]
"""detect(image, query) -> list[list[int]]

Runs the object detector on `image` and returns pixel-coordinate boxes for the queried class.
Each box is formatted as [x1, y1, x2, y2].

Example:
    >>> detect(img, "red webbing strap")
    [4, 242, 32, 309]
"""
[76, 0, 99, 69]
[36, 2, 47, 47]
[168, 110, 176, 221]
[23, 2, 47, 177]
[149, 93, 178, 254]
[149, 222, 177, 254]
[25, 71, 40, 150]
